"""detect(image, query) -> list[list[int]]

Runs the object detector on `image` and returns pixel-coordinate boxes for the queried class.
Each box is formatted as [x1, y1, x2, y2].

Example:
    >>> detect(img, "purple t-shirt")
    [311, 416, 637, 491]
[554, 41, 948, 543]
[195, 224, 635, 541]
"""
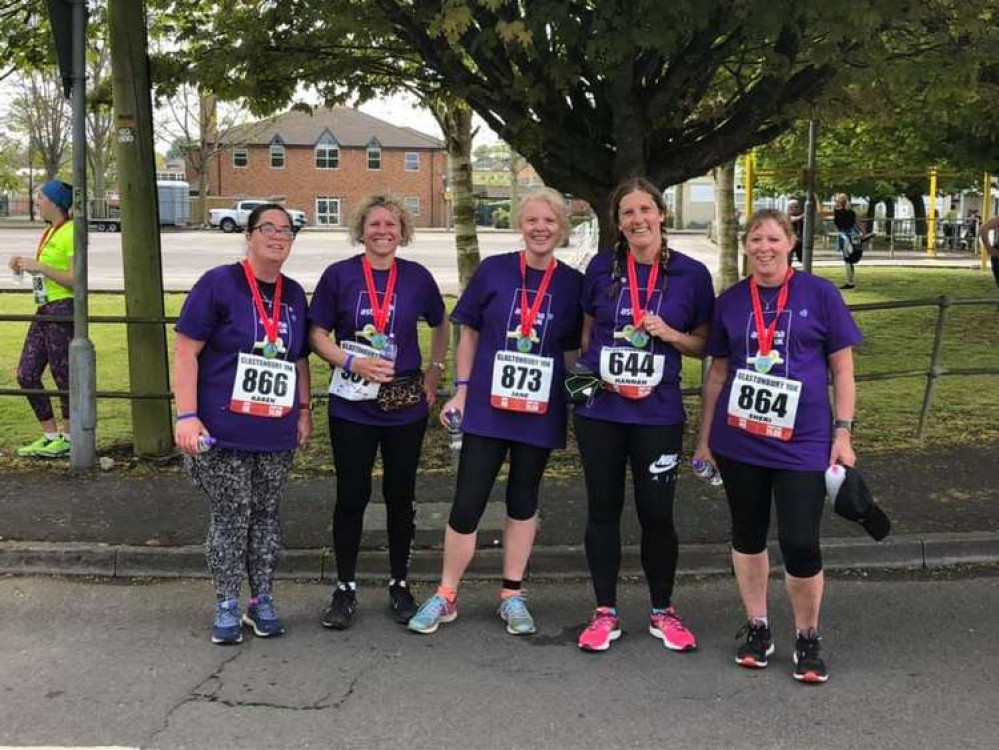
[451, 252, 583, 449]
[575, 249, 715, 426]
[707, 272, 863, 471]
[175, 263, 309, 452]
[309, 254, 445, 426]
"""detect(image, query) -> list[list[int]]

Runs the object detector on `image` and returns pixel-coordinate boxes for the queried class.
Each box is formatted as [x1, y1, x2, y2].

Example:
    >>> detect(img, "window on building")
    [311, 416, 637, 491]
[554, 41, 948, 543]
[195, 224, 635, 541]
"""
[233, 148, 249, 168]
[405, 196, 420, 216]
[270, 143, 285, 169]
[405, 152, 420, 171]
[315, 143, 339, 170]
[367, 143, 382, 171]
[315, 196, 341, 226]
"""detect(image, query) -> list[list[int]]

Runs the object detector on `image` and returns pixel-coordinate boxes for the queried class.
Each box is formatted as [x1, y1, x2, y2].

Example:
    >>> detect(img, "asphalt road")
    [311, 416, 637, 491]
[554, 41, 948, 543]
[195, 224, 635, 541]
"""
[0, 226, 723, 296]
[1, 573, 996, 749]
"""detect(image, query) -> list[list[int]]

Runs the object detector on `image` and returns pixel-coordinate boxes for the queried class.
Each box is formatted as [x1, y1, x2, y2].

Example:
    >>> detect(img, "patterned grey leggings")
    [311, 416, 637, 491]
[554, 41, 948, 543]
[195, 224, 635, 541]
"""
[186, 448, 295, 601]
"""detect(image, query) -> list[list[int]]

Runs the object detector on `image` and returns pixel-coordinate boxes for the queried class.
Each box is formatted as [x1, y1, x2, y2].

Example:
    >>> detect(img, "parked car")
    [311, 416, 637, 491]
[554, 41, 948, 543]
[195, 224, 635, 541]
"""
[209, 200, 307, 233]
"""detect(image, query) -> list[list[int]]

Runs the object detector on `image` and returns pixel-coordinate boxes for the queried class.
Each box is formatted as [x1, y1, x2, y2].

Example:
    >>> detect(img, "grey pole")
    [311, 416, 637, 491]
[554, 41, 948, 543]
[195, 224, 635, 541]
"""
[69, 0, 96, 470]
[801, 119, 818, 273]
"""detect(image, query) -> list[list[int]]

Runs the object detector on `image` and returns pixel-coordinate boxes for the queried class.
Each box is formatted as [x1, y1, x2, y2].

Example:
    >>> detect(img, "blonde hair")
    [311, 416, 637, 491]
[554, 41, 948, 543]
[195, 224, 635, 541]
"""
[348, 194, 415, 246]
[517, 187, 571, 246]
[834, 193, 850, 209]
[742, 209, 796, 245]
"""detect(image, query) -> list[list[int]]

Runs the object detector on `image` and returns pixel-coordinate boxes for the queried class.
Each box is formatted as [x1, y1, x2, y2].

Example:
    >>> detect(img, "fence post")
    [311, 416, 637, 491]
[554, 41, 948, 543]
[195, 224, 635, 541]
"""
[916, 296, 949, 441]
[927, 168, 938, 257]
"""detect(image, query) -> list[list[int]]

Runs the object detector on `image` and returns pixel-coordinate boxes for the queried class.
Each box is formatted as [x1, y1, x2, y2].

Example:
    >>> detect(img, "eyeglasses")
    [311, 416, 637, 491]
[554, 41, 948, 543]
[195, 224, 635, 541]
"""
[254, 223, 295, 240]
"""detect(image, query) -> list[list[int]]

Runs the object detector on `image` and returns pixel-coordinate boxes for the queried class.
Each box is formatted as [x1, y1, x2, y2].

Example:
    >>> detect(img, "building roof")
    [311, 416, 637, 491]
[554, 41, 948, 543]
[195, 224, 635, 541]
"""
[221, 107, 444, 150]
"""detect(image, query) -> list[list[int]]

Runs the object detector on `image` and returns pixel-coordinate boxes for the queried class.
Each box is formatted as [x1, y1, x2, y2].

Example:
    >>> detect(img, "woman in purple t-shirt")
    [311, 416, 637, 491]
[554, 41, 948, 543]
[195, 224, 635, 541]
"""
[575, 178, 715, 654]
[407, 189, 583, 636]
[174, 204, 314, 645]
[695, 209, 862, 684]
[308, 195, 449, 631]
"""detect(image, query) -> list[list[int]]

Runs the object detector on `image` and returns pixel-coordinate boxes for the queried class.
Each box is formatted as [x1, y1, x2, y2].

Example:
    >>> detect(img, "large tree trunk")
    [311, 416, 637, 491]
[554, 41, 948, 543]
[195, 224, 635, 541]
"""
[435, 102, 480, 290]
[197, 93, 218, 226]
[713, 159, 740, 289]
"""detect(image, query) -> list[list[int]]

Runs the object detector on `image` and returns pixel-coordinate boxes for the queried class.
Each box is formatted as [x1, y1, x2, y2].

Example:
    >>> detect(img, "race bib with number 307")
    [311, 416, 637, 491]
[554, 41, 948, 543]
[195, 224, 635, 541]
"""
[329, 340, 383, 401]
[229, 353, 297, 418]
[599, 347, 665, 400]
[490, 351, 553, 414]
[726, 369, 801, 441]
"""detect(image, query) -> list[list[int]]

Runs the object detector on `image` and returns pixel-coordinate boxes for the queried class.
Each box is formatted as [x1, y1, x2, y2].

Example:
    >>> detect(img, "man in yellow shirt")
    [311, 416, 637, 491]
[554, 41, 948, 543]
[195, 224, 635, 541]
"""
[7, 180, 76, 458]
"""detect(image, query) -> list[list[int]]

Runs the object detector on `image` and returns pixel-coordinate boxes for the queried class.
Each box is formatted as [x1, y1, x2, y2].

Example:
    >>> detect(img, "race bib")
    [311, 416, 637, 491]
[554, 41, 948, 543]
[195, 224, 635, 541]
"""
[229, 353, 297, 418]
[32, 273, 48, 306]
[599, 346, 665, 400]
[726, 369, 802, 441]
[490, 351, 553, 414]
[329, 340, 382, 401]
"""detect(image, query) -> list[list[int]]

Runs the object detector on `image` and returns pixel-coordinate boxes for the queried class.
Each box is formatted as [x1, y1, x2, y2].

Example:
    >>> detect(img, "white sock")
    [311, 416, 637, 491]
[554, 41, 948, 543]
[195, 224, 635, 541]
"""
[61, 433, 71, 442]
[751, 616, 769, 628]
[44, 432, 60, 441]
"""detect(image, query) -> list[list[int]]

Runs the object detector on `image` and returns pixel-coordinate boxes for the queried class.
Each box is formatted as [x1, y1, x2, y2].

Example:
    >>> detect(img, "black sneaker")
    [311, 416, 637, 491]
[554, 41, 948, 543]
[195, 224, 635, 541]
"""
[389, 582, 417, 624]
[735, 620, 774, 669]
[793, 629, 829, 684]
[839, 283, 856, 290]
[321, 586, 357, 630]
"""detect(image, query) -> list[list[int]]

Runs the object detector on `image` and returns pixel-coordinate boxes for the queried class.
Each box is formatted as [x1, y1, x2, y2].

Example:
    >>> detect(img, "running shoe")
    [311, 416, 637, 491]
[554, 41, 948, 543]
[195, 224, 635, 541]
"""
[735, 620, 774, 668]
[793, 629, 829, 684]
[498, 595, 536, 636]
[36, 435, 71, 458]
[321, 586, 357, 630]
[242, 593, 286, 638]
[839, 283, 856, 290]
[389, 582, 417, 624]
[578, 607, 621, 652]
[407, 594, 457, 634]
[17, 436, 56, 457]
[211, 598, 243, 645]
[648, 606, 698, 652]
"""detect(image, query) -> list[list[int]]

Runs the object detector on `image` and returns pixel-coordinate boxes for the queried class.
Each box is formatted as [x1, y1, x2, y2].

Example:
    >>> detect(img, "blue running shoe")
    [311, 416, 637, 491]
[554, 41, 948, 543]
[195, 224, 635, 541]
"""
[242, 593, 286, 638]
[407, 594, 457, 634]
[498, 595, 536, 635]
[211, 598, 243, 645]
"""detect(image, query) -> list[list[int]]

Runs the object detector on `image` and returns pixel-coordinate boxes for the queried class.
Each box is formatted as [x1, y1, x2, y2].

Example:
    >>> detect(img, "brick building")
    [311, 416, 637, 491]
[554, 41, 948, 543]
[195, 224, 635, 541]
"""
[196, 107, 448, 227]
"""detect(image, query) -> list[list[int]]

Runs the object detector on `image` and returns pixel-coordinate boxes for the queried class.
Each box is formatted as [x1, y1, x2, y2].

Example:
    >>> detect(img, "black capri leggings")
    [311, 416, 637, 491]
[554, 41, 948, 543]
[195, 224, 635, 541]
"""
[329, 415, 428, 583]
[714, 454, 825, 578]
[574, 414, 683, 610]
[448, 433, 551, 534]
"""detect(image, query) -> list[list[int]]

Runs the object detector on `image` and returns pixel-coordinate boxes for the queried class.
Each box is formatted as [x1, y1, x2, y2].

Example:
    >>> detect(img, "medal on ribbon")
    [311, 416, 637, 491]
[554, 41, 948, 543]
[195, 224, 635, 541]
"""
[749, 269, 793, 374]
[624, 252, 660, 350]
[240, 260, 284, 361]
[513, 250, 557, 356]
[361, 255, 397, 352]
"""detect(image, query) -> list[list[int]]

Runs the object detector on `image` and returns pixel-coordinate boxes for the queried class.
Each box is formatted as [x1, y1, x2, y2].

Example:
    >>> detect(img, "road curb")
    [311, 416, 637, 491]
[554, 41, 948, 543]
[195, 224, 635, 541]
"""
[2, 532, 996, 581]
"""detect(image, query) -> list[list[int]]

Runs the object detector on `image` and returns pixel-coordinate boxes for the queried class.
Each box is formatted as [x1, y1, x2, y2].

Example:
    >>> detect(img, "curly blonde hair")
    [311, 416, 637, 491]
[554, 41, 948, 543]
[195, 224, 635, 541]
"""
[348, 194, 415, 246]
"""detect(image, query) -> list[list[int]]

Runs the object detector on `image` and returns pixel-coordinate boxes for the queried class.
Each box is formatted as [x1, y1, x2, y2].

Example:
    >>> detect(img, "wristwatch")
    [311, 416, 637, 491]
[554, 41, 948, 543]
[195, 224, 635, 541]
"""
[833, 419, 854, 433]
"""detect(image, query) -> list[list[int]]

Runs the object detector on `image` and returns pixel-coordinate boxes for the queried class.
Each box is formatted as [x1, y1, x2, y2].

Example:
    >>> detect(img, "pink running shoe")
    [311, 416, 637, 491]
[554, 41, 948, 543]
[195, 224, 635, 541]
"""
[649, 607, 698, 652]
[578, 607, 622, 652]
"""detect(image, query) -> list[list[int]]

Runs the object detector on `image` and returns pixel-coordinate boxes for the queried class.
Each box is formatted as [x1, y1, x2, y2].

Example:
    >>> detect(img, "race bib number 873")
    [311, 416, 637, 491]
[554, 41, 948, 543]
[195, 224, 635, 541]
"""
[726, 369, 801, 441]
[490, 351, 553, 414]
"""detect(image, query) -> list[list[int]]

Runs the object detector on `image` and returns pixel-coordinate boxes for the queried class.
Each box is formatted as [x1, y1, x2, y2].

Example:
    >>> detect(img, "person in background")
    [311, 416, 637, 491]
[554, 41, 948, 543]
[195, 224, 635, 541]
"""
[786, 199, 804, 265]
[309, 194, 449, 631]
[174, 203, 313, 645]
[8, 180, 76, 458]
[408, 188, 583, 636]
[979, 215, 999, 289]
[832, 193, 871, 290]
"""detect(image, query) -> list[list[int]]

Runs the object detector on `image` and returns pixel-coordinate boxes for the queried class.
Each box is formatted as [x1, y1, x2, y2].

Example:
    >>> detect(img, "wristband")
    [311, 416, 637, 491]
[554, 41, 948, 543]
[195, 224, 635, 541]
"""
[176, 412, 199, 422]
[344, 354, 354, 373]
[299, 403, 312, 411]
[455, 379, 470, 387]
[429, 361, 446, 371]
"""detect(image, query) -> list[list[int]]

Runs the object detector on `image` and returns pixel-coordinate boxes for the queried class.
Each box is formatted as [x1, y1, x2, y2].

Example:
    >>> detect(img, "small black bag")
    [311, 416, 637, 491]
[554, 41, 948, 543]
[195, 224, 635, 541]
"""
[564, 362, 602, 404]
[376, 373, 425, 412]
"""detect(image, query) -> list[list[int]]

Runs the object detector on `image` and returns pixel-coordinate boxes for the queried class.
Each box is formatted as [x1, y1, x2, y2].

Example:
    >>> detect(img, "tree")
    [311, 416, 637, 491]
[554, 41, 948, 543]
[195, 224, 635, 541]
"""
[0, 0, 48, 82]
[0, 135, 23, 192]
[8, 70, 70, 180]
[87, 8, 116, 218]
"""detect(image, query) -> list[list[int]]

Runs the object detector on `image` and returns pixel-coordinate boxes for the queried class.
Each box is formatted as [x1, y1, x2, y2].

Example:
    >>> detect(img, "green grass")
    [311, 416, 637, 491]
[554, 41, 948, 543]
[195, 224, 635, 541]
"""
[1, 265, 996, 472]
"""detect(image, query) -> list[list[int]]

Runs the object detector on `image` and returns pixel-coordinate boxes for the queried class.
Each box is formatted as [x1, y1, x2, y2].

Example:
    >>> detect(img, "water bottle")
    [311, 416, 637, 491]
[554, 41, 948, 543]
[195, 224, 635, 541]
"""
[445, 409, 462, 451]
[824, 464, 846, 504]
[196, 435, 217, 453]
[692, 457, 723, 486]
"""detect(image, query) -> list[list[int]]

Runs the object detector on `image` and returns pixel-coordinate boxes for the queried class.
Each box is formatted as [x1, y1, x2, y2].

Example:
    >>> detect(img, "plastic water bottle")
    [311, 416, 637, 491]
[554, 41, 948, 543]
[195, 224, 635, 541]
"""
[824, 464, 846, 504]
[196, 435, 217, 453]
[692, 457, 723, 486]
[445, 409, 462, 452]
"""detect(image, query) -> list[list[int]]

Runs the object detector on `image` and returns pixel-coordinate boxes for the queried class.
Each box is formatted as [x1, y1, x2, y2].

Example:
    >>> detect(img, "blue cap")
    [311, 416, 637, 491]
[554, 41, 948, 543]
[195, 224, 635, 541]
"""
[40, 180, 73, 212]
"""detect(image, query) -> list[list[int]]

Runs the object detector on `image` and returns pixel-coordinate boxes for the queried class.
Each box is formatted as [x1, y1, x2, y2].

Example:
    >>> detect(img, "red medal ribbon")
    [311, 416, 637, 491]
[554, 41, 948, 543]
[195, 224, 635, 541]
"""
[626, 252, 660, 328]
[749, 268, 794, 356]
[362, 255, 397, 334]
[35, 219, 67, 260]
[519, 251, 557, 338]
[240, 259, 283, 345]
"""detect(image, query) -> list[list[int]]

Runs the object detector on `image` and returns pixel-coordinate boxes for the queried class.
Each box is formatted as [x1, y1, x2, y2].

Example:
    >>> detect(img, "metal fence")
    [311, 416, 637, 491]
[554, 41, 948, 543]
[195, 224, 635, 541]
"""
[1, 295, 996, 443]
[816, 217, 986, 256]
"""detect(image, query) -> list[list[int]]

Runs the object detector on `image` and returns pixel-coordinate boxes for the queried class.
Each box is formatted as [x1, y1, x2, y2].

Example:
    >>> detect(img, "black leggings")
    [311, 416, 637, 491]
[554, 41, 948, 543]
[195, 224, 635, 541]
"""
[991, 255, 999, 289]
[329, 415, 428, 582]
[715, 454, 825, 578]
[448, 433, 551, 534]
[574, 414, 683, 609]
